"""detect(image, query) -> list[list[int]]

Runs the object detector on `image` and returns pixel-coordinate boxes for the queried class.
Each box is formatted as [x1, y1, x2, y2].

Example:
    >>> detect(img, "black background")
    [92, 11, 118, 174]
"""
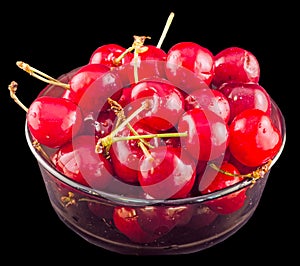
[1, 0, 296, 263]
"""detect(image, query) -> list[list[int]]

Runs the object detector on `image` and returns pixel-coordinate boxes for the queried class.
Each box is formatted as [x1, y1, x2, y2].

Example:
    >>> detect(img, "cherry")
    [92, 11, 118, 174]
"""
[199, 161, 247, 215]
[138, 146, 197, 199]
[127, 44, 167, 84]
[137, 205, 194, 236]
[87, 201, 114, 220]
[229, 108, 282, 167]
[109, 124, 159, 184]
[89, 43, 134, 68]
[27, 95, 83, 148]
[62, 63, 123, 117]
[113, 206, 158, 243]
[184, 87, 231, 123]
[79, 109, 116, 138]
[177, 108, 229, 162]
[187, 205, 218, 230]
[165, 41, 215, 91]
[128, 80, 185, 131]
[51, 135, 114, 190]
[217, 81, 272, 123]
[211, 46, 260, 88]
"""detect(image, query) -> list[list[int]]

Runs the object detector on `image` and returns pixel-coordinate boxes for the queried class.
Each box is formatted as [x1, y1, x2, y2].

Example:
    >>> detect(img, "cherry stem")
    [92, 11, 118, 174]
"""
[209, 159, 272, 183]
[8, 81, 28, 112]
[112, 132, 187, 143]
[16, 61, 70, 89]
[95, 99, 151, 153]
[108, 98, 155, 149]
[157, 12, 175, 49]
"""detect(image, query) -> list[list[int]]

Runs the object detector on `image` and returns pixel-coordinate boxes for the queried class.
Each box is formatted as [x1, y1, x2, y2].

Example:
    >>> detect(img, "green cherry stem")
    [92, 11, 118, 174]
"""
[112, 132, 187, 142]
[95, 99, 151, 154]
[209, 159, 272, 183]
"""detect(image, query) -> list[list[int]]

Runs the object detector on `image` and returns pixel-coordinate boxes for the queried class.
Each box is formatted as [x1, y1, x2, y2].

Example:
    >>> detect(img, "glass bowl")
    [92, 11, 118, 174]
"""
[24, 65, 286, 256]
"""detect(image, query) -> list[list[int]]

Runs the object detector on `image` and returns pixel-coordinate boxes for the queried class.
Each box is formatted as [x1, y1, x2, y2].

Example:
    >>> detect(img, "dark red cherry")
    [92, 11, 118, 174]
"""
[199, 161, 247, 215]
[27, 96, 83, 148]
[113, 206, 158, 243]
[165, 41, 214, 91]
[138, 146, 196, 199]
[109, 124, 159, 184]
[128, 80, 185, 131]
[184, 88, 231, 123]
[217, 81, 272, 123]
[229, 108, 282, 167]
[187, 205, 218, 230]
[79, 110, 116, 138]
[51, 135, 114, 190]
[137, 205, 194, 236]
[211, 47, 260, 88]
[177, 108, 229, 162]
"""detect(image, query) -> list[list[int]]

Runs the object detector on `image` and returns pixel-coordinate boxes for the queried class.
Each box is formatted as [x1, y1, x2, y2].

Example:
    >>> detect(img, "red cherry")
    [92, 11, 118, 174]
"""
[137, 205, 194, 236]
[128, 80, 185, 131]
[199, 161, 247, 215]
[89, 43, 134, 86]
[177, 108, 229, 162]
[127, 44, 167, 83]
[211, 46, 260, 88]
[165, 41, 215, 91]
[27, 96, 83, 148]
[113, 206, 158, 243]
[217, 81, 272, 123]
[79, 110, 116, 138]
[62, 64, 123, 117]
[109, 125, 159, 184]
[138, 146, 196, 199]
[89, 43, 133, 67]
[229, 108, 282, 167]
[184, 88, 231, 123]
[51, 135, 114, 190]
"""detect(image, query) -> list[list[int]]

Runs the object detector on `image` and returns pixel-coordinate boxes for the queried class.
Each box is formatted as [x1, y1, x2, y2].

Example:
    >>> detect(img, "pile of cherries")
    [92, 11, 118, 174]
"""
[10, 34, 283, 244]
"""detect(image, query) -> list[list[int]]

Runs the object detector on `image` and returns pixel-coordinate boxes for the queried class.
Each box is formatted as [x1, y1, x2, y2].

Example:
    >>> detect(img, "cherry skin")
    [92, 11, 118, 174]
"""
[217, 81, 272, 123]
[165, 41, 215, 91]
[109, 124, 159, 184]
[177, 108, 229, 162]
[89, 43, 134, 86]
[138, 146, 197, 199]
[229, 108, 282, 167]
[128, 80, 185, 131]
[187, 205, 218, 230]
[51, 135, 114, 190]
[184, 87, 231, 123]
[89, 43, 134, 67]
[136, 205, 194, 236]
[113, 206, 158, 244]
[27, 95, 83, 148]
[79, 109, 116, 138]
[62, 63, 123, 117]
[199, 161, 248, 215]
[88, 201, 114, 220]
[127, 44, 167, 83]
[211, 46, 260, 88]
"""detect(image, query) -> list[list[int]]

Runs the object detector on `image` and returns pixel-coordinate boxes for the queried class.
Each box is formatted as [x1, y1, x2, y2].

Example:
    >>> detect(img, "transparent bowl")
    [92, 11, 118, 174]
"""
[25, 66, 286, 256]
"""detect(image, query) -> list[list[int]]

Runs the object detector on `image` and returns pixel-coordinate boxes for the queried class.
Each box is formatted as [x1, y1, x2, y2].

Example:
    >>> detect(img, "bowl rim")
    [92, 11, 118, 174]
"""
[24, 97, 286, 206]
